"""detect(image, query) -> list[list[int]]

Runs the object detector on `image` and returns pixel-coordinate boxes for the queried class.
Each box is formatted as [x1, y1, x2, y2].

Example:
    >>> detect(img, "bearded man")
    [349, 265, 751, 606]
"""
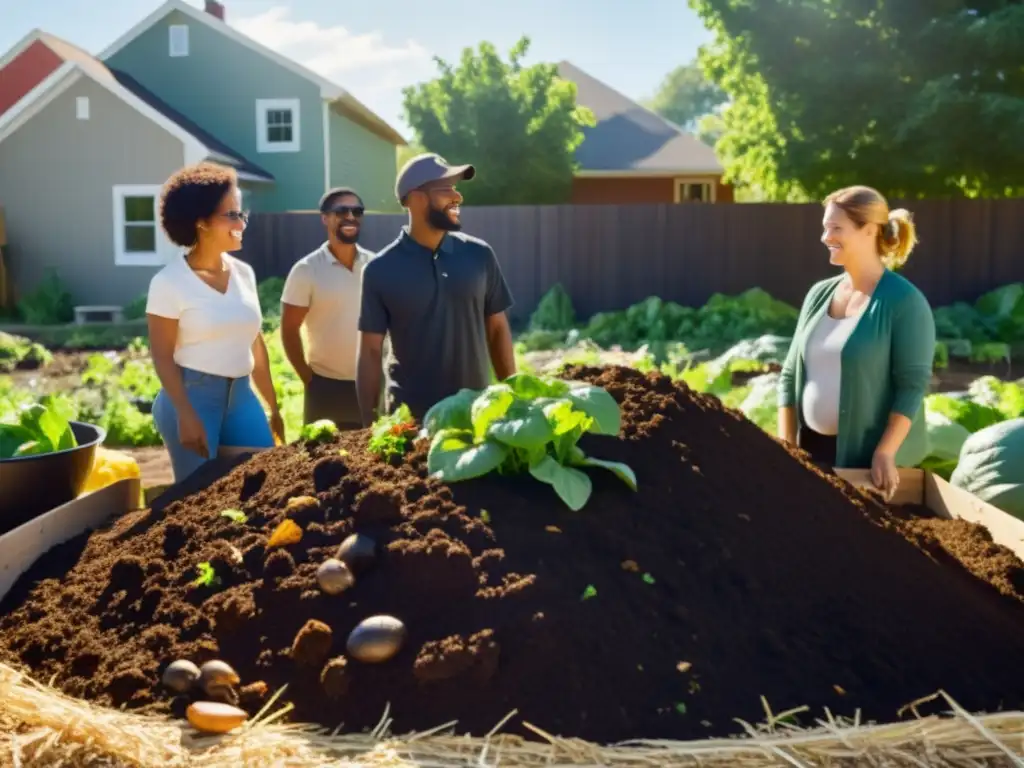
[355, 154, 516, 425]
[281, 187, 374, 429]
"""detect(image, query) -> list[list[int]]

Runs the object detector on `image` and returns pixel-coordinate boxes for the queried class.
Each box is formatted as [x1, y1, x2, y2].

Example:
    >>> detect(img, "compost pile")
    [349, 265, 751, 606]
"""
[3, 366, 1024, 744]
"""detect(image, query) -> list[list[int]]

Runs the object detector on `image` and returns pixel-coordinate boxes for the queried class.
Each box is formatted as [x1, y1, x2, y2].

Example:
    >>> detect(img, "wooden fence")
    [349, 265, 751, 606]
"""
[237, 200, 1023, 323]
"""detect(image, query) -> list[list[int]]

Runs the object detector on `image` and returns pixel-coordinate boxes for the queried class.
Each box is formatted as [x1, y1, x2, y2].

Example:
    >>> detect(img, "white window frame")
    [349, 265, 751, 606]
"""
[673, 178, 716, 204]
[112, 185, 167, 267]
[169, 24, 189, 57]
[255, 98, 301, 153]
[75, 96, 89, 120]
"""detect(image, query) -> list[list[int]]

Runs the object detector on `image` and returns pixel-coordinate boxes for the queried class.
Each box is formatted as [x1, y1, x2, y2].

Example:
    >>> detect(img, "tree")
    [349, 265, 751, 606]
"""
[401, 37, 594, 205]
[689, 0, 1024, 200]
[645, 61, 727, 132]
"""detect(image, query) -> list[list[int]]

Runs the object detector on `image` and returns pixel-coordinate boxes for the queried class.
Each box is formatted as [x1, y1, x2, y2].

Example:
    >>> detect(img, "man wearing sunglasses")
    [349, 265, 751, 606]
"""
[356, 153, 516, 425]
[281, 187, 374, 429]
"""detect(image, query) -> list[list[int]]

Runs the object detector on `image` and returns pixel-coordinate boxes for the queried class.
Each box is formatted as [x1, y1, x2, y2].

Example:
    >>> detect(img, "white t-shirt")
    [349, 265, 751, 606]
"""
[281, 243, 373, 381]
[801, 311, 861, 436]
[146, 254, 263, 378]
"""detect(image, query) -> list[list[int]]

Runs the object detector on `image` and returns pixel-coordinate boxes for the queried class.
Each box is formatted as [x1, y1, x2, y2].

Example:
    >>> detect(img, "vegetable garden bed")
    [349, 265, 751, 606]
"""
[2, 366, 1024, 765]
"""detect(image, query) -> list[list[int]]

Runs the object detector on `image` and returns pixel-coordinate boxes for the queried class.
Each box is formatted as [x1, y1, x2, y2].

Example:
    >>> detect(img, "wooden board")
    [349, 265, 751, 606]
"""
[835, 467, 1024, 562]
[0, 478, 141, 600]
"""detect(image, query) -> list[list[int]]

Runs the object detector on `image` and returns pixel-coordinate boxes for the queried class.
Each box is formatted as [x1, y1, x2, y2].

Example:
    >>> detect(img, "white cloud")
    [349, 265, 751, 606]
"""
[230, 7, 433, 84]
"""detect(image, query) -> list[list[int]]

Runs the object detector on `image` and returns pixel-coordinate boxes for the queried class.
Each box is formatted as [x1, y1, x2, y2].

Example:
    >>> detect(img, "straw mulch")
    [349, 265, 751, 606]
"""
[2, 663, 1024, 767]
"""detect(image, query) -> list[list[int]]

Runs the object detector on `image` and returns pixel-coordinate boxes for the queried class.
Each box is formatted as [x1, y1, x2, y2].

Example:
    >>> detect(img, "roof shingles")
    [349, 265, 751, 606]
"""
[558, 61, 722, 175]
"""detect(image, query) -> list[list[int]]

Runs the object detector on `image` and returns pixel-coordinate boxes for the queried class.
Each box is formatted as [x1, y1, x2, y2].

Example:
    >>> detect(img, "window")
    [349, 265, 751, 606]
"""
[169, 24, 189, 57]
[674, 179, 716, 204]
[76, 96, 89, 120]
[113, 185, 166, 266]
[256, 98, 301, 153]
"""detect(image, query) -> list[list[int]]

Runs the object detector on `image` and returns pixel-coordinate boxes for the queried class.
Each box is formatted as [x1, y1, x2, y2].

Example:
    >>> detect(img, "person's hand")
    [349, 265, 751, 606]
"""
[871, 449, 899, 502]
[270, 410, 286, 445]
[178, 407, 209, 458]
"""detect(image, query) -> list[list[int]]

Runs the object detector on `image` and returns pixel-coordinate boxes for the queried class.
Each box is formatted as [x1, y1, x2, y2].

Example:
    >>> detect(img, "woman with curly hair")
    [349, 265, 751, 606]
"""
[777, 185, 936, 501]
[146, 162, 284, 482]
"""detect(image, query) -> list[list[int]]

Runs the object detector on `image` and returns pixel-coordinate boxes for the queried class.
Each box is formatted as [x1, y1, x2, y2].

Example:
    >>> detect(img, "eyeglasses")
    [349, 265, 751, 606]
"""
[327, 205, 365, 218]
[220, 210, 249, 223]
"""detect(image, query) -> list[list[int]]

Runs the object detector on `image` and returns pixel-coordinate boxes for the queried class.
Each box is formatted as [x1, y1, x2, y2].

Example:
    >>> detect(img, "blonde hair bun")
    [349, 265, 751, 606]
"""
[883, 208, 917, 270]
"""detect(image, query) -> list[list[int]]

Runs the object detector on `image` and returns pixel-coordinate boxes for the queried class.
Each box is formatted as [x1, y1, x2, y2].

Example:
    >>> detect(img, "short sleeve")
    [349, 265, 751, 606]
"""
[281, 259, 313, 308]
[145, 270, 181, 320]
[357, 262, 389, 334]
[482, 244, 514, 317]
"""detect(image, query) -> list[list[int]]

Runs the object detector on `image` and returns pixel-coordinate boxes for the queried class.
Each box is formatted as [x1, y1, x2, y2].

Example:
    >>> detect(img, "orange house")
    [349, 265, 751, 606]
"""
[557, 61, 732, 205]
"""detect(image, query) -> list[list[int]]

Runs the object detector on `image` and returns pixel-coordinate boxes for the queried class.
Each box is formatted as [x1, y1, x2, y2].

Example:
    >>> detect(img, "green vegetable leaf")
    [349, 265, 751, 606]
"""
[471, 384, 515, 440]
[575, 455, 639, 491]
[565, 384, 621, 435]
[487, 402, 554, 449]
[0, 423, 36, 459]
[428, 428, 509, 482]
[529, 455, 593, 511]
[422, 388, 477, 435]
[220, 509, 248, 524]
[503, 372, 570, 401]
[542, 399, 591, 436]
[299, 419, 338, 442]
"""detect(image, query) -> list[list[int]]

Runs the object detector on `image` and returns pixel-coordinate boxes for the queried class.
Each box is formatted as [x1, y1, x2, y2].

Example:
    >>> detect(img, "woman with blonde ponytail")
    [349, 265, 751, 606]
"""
[777, 185, 935, 500]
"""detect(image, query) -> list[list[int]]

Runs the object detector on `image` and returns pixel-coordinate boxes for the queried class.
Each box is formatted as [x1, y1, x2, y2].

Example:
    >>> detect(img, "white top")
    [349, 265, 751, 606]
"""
[281, 242, 373, 381]
[801, 311, 861, 436]
[145, 254, 263, 378]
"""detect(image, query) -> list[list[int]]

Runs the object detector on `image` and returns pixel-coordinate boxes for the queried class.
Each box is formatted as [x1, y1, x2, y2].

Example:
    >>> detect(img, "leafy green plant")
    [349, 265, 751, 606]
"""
[0, 396, 78, 458]
[192, 561, 220, 588]
[423, 373, 637, 510]
[17, 271, 74, 325]
[220, 509, 248, 524]
[367, 404, 417, 461]
[299, 419, 338, 443]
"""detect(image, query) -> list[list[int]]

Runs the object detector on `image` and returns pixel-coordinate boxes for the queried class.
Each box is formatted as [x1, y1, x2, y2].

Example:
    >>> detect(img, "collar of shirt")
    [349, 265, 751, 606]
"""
[398, 226, 454, 257]
[318, 241, 371, 267]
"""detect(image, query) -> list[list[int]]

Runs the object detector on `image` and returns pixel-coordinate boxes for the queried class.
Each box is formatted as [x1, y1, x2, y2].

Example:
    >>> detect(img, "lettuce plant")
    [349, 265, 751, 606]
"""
[422, 373, 637, 510]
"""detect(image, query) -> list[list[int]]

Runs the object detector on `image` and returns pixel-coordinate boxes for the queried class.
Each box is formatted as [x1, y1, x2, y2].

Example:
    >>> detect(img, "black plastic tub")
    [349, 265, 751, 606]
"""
[0, 421, 106, 535]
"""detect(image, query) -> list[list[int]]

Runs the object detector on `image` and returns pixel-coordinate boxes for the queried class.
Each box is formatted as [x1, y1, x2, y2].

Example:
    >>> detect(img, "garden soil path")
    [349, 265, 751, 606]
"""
[2, 366, 1024, 745]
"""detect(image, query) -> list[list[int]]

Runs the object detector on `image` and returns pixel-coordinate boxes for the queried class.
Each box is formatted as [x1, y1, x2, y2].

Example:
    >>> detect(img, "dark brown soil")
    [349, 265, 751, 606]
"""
[3, 365, 1024, 744]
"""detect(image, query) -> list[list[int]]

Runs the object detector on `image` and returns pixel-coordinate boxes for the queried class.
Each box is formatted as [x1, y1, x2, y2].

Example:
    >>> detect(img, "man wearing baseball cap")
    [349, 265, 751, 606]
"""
[355, 153, 516, 424]
[281, 186, 374, 429]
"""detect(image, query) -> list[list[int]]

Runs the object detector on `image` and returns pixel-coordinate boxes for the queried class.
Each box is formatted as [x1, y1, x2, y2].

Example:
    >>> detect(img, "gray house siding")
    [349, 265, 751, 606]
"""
[328, 110, 400, 213]
[104, 9, 324, 212]
[0, 76, 185, 306]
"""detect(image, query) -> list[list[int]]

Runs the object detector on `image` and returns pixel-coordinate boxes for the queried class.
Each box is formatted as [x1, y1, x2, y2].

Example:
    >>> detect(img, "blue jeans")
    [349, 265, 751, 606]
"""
[153, 367, 274, 483]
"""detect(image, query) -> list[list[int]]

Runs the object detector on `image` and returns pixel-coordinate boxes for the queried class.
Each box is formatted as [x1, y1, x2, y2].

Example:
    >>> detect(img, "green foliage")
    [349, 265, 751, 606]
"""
[368, 405, 417, 461]
[122, 294, 147, 321]
[0, 396, 77, 458]
[17, 271, 74, 325]
[423, 373, 636, 510]
[646, 59, 728, 131]
[0, 332, 52, 373]
[528, 284, 576, 332]
[689, 0, 1024, 200]
[299, 419, 339, 443]
[402, 37, 595, 205]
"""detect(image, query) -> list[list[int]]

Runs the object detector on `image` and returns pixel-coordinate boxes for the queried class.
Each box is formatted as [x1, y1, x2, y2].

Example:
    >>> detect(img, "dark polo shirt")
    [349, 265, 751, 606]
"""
[358, 227, 514, 418]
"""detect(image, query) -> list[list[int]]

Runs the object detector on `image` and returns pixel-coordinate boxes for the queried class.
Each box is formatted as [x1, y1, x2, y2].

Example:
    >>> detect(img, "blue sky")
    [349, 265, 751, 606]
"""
[1, 0, 713, 139]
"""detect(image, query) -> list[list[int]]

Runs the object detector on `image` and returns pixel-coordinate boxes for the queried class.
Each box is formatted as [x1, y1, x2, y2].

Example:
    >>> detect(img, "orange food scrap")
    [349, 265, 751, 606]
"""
[544, 525, 562, 533]
[268, 519, 302, 548]
[677, 661, 692, 673]
[621, 560, 640, 572]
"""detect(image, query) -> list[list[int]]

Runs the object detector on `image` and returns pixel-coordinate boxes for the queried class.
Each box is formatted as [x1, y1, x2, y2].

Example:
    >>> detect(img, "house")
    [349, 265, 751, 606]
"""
[0, 30, 277, 307]
[99, 0, 406, 214]
[0, 3, 405, 308]
[557, 61, 732, 205]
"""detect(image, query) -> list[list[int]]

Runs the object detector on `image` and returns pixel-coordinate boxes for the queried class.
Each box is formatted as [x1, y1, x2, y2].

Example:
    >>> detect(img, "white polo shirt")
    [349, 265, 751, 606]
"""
[281, 242, 373, 381]
[145, 254, 263, 379]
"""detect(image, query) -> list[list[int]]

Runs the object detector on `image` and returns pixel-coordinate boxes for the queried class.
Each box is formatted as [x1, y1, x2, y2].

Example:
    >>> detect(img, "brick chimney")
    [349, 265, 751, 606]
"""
[204, 1, 225, 20]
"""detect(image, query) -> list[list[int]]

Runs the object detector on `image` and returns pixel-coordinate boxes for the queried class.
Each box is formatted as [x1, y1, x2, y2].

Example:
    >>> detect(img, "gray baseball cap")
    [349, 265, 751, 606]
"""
[396, 153, 475, 204]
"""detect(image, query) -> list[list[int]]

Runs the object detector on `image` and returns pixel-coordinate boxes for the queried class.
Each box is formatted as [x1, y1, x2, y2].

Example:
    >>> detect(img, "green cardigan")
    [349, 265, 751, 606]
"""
[777, 269, 936, 469]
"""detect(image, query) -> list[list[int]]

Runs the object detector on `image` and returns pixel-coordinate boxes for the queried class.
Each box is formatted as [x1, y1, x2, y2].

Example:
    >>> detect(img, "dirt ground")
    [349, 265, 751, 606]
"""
[2, 365, 1024, 745]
